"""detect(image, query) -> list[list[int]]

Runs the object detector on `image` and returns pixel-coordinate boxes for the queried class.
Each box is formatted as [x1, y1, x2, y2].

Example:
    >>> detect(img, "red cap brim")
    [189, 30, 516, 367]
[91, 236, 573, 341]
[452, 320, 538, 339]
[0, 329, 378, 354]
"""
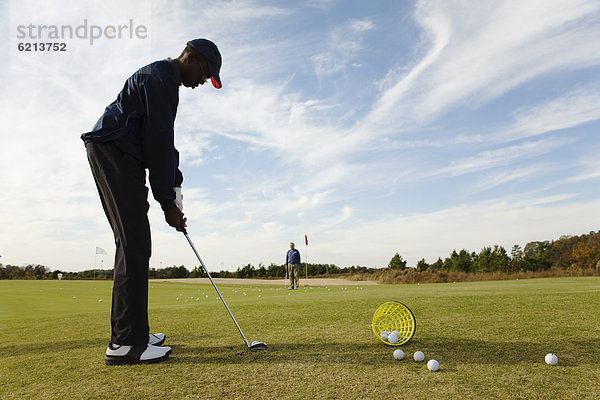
[211, 77, 222, 89]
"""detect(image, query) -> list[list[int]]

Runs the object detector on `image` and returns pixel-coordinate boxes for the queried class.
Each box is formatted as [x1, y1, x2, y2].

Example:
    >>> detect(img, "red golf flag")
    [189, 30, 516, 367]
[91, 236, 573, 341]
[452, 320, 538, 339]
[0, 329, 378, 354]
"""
[305, 234, 309, 246]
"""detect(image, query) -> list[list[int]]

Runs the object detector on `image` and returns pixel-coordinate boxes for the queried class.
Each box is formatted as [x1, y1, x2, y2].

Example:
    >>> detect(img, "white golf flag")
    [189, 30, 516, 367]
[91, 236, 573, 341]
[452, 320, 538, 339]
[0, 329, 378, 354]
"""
[96, 246, 107, 255]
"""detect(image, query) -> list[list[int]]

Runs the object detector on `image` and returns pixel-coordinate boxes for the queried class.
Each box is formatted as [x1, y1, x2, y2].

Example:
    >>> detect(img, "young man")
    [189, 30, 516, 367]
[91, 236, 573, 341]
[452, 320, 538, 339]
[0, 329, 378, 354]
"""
[286, 242, 301, 289]
[82, 39, 222, 365]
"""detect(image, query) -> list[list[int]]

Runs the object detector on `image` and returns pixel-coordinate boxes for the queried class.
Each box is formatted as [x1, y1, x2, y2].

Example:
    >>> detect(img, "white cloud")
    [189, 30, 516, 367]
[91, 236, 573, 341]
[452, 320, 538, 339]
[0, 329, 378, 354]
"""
[311, 17, 376, 75]
[506, 86, 600, 141]
[557, 145, 600, 184]
[177, 132, 215, 166]
[317, 205, 354, 228]
[305, 0, 336, 10]
[467, 165, 548, 193]
[309, 195, 599, 268]
[448, 85, 600, 146]
[430, 137, 575, 177]
[364, 0, 600, 132]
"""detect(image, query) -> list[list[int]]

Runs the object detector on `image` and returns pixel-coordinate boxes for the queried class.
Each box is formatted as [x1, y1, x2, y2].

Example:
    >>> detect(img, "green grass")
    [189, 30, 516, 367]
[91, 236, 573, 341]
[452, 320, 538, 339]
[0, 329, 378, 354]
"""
[1, 277, 599, 399]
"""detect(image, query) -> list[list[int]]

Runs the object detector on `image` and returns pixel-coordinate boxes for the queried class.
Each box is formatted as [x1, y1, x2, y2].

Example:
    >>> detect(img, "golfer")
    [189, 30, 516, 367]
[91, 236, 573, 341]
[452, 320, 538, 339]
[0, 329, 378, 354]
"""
[286, 242, 301, 289]
[82, 39, 222, 365]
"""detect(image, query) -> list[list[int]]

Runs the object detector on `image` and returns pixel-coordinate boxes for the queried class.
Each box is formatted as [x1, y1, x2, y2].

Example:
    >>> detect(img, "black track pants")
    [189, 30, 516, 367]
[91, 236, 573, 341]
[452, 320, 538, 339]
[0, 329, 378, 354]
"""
[86, 141, 151, 345]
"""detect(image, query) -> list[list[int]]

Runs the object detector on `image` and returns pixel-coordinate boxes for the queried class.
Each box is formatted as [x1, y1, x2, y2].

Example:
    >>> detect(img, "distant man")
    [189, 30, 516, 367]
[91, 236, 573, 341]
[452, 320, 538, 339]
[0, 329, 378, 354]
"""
[286, 242, 301, 289]
[82, 39, 222, 365]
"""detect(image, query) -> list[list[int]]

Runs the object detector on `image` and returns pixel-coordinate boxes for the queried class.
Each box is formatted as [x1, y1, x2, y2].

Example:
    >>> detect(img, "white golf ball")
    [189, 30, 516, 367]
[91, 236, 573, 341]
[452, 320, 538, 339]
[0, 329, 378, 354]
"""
[393, 349, 404, 360]
[427, 359, 440, 371]
[380, 331, 391, 341]
[388, 331, 400, 344]
[414, 351, 425, 362]
[545, 353, 558, 366]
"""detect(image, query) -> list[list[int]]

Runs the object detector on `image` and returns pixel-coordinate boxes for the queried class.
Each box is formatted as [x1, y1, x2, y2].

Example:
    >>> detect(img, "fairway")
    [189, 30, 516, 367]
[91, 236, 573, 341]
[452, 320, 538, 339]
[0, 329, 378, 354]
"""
[1, 277, 599, 399]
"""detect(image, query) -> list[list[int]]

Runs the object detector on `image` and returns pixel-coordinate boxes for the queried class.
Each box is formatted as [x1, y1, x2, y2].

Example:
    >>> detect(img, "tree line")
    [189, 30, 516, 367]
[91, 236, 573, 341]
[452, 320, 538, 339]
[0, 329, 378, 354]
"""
[388, 230, 600, 273]
[0, 262, 373, 280]
[1, 230, 598, 280]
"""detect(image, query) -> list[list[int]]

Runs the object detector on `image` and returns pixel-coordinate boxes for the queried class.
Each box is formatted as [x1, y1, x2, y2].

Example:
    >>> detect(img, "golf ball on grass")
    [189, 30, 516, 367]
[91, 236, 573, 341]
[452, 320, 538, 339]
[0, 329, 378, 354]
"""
[388, 331, 400, 344]
[413, 351, 425, 362]
[393, 349, 404, 360]
[427, 359, 439, 371]
[380, 331, 390, 341]
[545, 353, 558, 365]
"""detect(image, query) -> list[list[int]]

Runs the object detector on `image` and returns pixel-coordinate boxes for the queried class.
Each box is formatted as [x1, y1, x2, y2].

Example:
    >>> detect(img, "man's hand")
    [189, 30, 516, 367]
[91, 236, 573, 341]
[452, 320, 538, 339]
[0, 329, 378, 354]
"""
[174, 187, 183, 211]
[164, 206, 187, 231]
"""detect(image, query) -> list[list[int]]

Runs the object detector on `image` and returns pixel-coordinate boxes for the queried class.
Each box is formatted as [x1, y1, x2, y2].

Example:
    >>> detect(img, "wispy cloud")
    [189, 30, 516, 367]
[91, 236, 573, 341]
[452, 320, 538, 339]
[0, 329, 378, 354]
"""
[305, 0, 336, 10]
[556, 145, 600, 184]
[311, 17, 376, 75]
[444, 85, 600, 147]
[467, 165, 549, 193]
[427, 137, 575, 178]
[506, 85, 600, 141]
[364, 0, 600, 132]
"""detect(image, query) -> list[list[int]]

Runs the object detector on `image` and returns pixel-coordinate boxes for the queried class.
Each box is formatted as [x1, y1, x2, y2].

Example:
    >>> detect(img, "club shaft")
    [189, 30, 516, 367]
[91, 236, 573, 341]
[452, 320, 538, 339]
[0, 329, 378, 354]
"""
[183, 231, 250, 348]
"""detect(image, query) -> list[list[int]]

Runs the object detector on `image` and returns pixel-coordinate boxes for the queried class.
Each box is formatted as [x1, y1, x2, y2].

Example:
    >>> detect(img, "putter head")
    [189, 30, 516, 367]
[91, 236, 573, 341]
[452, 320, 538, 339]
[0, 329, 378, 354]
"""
[249, 341, 267, 351]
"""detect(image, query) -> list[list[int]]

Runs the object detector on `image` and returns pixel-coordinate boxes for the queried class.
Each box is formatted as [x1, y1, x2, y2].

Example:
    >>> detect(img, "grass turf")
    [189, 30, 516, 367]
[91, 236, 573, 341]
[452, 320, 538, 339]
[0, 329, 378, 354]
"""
[0, 277, 599, 399]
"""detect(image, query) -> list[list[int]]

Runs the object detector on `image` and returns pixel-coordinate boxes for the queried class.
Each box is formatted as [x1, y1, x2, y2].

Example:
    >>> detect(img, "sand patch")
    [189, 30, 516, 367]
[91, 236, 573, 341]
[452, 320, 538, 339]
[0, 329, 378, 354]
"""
[151, 277, 378, 286]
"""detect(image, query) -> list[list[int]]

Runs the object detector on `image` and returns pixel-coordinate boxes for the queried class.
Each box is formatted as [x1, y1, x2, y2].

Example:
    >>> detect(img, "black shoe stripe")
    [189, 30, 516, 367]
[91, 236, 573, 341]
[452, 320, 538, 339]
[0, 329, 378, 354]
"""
[105, 348, 172, 366]
[104, 344, 148, 364]
[150, 334, 166, 346]
[127, 344, 148, 359]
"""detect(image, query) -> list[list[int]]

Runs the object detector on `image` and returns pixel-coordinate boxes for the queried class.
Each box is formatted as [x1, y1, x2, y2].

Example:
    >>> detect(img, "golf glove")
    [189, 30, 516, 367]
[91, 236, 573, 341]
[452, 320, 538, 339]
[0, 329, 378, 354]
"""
[174, 187, 183, 211]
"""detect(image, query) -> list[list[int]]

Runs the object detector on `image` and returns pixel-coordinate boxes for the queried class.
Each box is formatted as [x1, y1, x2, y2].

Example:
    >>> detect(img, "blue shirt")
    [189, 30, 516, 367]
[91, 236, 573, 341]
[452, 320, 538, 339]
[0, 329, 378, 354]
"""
[81, 59, 183, 211]
[286, 249, 301, 264]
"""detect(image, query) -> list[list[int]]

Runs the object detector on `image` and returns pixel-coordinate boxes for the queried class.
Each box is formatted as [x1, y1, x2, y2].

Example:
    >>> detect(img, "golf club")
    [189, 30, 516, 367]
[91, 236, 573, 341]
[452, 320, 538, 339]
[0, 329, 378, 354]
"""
[183, 229, 267, 352]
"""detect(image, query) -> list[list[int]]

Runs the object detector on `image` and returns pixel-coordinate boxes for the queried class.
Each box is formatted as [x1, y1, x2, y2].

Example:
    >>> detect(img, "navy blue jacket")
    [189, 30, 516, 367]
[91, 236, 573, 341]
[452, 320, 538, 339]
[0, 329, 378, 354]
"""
[286, 249, 301, 265]
[81, 59, 183, 211]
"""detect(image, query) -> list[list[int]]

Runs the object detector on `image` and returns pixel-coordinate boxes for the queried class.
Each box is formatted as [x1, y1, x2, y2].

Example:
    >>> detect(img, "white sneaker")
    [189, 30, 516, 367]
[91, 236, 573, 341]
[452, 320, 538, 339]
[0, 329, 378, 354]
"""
[149, 333, 166, 346]
[105, 343, 172, 365]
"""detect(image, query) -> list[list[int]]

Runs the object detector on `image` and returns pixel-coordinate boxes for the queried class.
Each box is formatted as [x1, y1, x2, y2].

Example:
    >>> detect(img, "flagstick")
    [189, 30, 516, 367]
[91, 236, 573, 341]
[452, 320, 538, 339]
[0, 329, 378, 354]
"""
[305, 240, 308, 282]
[93, 252, 97, 281]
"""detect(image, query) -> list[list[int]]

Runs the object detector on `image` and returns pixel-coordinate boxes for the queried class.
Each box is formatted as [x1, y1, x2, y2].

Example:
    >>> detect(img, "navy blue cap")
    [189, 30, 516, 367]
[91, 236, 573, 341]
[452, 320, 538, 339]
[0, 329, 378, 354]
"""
[187, 38, 222, 89]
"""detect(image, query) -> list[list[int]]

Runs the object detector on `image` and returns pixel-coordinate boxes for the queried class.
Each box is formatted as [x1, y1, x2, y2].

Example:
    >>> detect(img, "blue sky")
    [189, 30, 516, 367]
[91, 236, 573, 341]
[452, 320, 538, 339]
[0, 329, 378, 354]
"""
[1, 0, 599, 272]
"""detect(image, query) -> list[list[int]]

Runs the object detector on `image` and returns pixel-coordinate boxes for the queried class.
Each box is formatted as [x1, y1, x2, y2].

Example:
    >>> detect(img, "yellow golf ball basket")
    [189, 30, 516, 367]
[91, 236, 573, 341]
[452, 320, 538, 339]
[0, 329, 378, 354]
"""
[372, 301, 416, 345]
